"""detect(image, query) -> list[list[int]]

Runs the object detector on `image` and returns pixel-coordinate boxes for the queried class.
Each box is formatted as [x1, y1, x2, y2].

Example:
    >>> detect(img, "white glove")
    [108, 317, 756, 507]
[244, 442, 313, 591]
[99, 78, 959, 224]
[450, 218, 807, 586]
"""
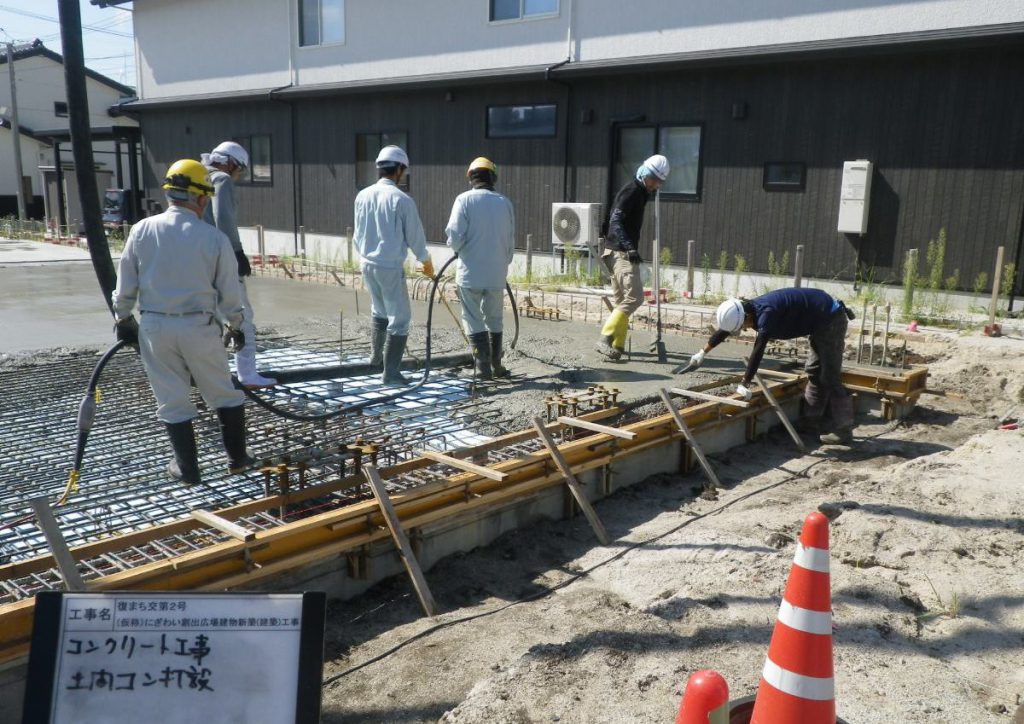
[736, 383, 752, 401]
[690, 349, 705, 368]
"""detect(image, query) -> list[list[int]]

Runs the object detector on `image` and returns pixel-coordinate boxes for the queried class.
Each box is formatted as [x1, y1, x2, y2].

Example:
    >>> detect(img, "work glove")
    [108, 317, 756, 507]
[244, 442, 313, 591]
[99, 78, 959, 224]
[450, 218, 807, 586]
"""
[689, 349, 705, 369]
[114, 315, 139, 346]
[420, 259, 436, 280]
[222, 325, 246, 352]
[626, 249, 642, 265]
[235, 250, 252, 277]
[736, 383, 753, 402]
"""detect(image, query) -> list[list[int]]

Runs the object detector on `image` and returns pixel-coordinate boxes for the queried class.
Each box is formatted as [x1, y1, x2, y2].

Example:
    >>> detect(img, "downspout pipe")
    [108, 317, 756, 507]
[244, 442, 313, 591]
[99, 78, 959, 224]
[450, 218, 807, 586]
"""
[268, 83, 301, 255]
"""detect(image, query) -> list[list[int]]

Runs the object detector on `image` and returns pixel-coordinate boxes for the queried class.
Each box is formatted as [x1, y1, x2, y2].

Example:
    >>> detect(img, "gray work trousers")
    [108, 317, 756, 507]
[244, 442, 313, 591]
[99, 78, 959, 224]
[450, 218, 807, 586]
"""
[235, 277, 258, 366]
[139, 313, 244, 423]
[803, 311, 853, 430]
[362, 264, 412, 336]
[458, 287, 504, 335]
[601, 249, 644, 316]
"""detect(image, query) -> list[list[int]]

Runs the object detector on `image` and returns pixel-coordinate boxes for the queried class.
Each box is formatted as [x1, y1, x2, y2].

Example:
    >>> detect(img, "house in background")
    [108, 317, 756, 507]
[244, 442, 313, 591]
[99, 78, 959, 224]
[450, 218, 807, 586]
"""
[96, 0, 1024, 294]
[0, 39, 140, 231]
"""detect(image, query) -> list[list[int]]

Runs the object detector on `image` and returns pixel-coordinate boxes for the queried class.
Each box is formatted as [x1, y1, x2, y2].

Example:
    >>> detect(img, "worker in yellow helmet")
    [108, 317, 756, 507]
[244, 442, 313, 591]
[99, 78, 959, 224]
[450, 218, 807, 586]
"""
[111, 159, 255, 486]
[445, 157, 515, 379]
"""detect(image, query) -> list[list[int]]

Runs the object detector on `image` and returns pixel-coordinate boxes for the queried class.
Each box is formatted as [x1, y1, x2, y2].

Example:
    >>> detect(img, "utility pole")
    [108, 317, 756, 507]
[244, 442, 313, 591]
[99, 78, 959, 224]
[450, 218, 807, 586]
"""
[58, 0, 118, 314]
[6, 41, 27, 221]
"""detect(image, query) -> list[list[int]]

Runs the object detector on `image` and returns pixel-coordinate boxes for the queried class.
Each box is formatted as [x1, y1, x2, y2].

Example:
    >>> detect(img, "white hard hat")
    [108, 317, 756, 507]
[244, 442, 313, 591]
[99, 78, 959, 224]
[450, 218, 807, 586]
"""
[642, 154, 670, 181]
[211, 141, 249, 169]
[715, 298, 746, 334]
[376, 145, 410, 168]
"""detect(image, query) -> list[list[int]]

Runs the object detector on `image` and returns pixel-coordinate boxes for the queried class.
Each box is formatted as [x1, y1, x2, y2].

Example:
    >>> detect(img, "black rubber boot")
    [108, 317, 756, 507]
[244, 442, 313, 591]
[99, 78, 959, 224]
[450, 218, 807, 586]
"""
[382, 333, 410, 386]
[217, 404, 256, 474]
[594, 335, 622, 361]
[489, 332, 510, 378]
[369, 316, 388, 368]
[470, 332, 492, 380]
[164, 420, 201, 486]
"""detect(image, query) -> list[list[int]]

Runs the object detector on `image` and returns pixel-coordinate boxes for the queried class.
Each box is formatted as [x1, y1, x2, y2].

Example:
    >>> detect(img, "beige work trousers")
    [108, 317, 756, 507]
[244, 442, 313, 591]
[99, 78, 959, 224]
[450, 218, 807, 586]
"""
[602, 249, 643, 316]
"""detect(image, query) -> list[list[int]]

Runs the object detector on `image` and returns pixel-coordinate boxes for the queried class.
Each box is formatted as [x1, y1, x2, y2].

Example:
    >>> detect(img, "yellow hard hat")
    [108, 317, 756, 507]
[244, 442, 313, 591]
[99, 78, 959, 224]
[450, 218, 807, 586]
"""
[467, 156, 497, 178]
[162, 159, 215, 197]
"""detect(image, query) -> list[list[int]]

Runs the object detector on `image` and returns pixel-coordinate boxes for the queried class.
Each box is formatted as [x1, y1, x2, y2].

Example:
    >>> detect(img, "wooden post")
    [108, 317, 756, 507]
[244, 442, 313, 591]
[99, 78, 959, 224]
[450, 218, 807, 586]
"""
[748, 370, 806, 451]
[526, 232, 533, 283]
[658, 389, 721, 492]
[532, 417, 610, 545]
[346, 225, 353, 265]
[30, 497, 86, 592]
[686, 239, 696, 297]
[363, 465, 437, 616]
[793, 244, 804, 288]
[257, 224, 265, 258]
[989, 245, 1005, 329]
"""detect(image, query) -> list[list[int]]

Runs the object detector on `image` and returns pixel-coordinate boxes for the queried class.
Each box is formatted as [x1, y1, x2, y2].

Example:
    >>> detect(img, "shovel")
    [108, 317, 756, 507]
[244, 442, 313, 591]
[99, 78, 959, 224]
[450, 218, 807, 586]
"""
[671, 356, 701, 375]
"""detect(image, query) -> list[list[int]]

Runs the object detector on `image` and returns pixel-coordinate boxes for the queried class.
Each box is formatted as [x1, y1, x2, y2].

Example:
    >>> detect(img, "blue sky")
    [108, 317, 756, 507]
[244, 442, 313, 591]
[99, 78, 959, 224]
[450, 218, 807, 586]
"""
[0, 1, 136, 89]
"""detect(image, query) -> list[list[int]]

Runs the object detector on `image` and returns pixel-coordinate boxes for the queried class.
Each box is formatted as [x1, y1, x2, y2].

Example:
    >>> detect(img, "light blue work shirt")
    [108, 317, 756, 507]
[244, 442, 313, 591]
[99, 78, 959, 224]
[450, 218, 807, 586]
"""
[445, 187, 515, 290]
[112, 205, 243, 328]
[202, 167, 243, 253]
[354, 179, 429, 270]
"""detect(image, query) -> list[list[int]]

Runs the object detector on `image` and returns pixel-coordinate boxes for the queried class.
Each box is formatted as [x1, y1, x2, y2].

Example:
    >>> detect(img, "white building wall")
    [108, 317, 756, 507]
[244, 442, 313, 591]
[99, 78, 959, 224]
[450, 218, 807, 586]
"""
[0, 130, 45, 196]
[130, 0, 1024, 99]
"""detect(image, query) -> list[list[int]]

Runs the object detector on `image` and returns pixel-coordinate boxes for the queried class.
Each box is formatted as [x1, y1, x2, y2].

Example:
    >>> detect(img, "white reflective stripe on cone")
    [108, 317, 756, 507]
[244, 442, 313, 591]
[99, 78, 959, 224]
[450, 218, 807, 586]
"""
[777, 599, 832, 635]
[793, 542, 830, 573]
[761, 658, 835, 701]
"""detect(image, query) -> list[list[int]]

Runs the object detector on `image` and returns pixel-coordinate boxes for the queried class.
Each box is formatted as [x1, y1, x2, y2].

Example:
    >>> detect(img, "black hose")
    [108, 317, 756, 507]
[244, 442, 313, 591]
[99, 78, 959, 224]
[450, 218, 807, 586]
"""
[506, 282, 520, 349]
[240, 255, 461, 422]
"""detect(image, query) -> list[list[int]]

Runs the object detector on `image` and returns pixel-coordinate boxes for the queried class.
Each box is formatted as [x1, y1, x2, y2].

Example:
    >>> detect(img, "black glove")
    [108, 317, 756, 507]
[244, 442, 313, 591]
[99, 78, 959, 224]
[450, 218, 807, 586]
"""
[222, 325, 245, 352]
[235, 250, 252, 277]
[626, 249, 643, 265]
[114, 316, 139, 346]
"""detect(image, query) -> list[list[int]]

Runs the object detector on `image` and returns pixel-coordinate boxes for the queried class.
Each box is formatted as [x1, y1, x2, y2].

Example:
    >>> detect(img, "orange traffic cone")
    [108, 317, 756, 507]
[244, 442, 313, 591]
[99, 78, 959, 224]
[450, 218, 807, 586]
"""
[751, 511, 835, 723]
[676, 670, 730, 724]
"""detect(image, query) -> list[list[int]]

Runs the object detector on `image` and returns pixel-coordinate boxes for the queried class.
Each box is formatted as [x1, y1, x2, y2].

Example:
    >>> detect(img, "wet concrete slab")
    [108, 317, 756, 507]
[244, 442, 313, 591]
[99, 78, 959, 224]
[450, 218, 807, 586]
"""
[0, 238, 93, 265]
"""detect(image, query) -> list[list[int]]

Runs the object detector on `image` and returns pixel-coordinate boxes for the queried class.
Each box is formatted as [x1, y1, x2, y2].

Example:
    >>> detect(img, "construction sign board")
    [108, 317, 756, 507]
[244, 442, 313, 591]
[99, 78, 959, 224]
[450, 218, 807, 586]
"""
[22, 591, 325, 724]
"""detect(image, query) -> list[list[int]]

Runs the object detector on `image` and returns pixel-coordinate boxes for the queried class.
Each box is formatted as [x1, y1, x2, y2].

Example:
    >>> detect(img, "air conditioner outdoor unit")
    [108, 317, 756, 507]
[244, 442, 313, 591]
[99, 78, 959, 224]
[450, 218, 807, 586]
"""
[551, 203, 602, 250]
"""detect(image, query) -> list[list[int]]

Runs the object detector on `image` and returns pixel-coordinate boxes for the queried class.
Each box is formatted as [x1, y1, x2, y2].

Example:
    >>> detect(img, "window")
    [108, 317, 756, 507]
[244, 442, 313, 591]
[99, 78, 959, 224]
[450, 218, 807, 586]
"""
[763, 162, 806, 192]
[490, 0, 558, 21]
[356, 131, 409, 189]
[613, 123, 703, 197]
[486, 104, 557, 139]
[54, 101, 68, 118]
[232, 135, 273, 185]
[299, 0, 345, 47]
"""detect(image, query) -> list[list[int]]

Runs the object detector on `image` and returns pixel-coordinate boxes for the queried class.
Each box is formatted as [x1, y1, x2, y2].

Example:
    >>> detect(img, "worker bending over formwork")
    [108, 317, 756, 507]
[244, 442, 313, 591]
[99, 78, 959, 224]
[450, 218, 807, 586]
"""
[688, 287, 857, 445]
[595, 154, 671, 360]
[445, 157, 516, 379]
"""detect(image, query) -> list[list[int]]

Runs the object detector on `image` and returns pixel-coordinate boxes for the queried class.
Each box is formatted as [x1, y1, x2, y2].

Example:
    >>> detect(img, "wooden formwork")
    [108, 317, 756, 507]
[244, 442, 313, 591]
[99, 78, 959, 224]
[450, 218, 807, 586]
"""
[0, 365, 928, 666]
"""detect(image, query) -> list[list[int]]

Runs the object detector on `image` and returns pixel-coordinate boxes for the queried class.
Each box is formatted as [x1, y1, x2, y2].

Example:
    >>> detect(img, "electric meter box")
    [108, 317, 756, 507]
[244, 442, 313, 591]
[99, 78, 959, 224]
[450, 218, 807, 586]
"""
[838, 160, 872, 235]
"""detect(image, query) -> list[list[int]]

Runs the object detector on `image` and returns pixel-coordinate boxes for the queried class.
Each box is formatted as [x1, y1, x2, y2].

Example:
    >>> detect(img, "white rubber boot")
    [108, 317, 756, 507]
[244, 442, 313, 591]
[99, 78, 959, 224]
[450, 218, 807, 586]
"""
[235, 346, 277, 388]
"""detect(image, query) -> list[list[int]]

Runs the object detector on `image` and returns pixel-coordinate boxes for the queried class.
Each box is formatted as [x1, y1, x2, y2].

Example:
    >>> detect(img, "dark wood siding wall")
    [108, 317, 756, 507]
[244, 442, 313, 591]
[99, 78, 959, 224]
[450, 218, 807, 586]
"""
[136, 41, 1024, 291]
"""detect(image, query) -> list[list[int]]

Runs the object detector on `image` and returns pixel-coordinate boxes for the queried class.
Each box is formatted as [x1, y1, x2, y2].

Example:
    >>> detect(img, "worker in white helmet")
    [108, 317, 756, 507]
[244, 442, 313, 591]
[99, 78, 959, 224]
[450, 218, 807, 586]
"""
[687, 288, 856, 445]
[353, 145, 434, 385]
[595, 154, 670, 360]
[445, 157, 515, 379]
[201, 140, 276, 388]
[112, 159, 256, 486]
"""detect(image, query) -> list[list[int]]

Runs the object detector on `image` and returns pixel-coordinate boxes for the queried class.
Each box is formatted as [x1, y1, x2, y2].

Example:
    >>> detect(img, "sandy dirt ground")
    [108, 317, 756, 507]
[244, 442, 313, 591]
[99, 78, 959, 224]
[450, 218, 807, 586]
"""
[318, 330, 1024, 724]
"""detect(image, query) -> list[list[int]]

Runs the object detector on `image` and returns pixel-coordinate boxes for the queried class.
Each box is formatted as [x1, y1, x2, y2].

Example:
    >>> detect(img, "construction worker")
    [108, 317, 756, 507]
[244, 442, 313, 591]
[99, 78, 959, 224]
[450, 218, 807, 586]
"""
[112, 159, 256, 485]
[687, 287, 856, 445]
[201, 140, 276, 388]
[354, 145, 434, 385]
[595, 154, 671, 360]
[445, 157, 515, 379]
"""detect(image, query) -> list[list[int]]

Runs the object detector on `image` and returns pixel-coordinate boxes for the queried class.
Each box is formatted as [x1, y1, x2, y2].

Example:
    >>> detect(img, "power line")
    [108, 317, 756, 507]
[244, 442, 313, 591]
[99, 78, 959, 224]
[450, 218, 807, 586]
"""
[0, 5, 132, 38]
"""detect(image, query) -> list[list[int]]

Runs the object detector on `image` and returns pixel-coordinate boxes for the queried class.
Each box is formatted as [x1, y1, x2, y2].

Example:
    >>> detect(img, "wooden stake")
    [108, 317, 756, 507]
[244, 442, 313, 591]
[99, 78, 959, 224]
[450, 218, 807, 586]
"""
[556, 416, 636, 440]
[532, 417, 610, 545]
[668, 387, 751, 408]
[30, 497, 86, 592]
[417, 450, 507, 481]
[363, 465, 437, 617]
[658, 389, 721, 492]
